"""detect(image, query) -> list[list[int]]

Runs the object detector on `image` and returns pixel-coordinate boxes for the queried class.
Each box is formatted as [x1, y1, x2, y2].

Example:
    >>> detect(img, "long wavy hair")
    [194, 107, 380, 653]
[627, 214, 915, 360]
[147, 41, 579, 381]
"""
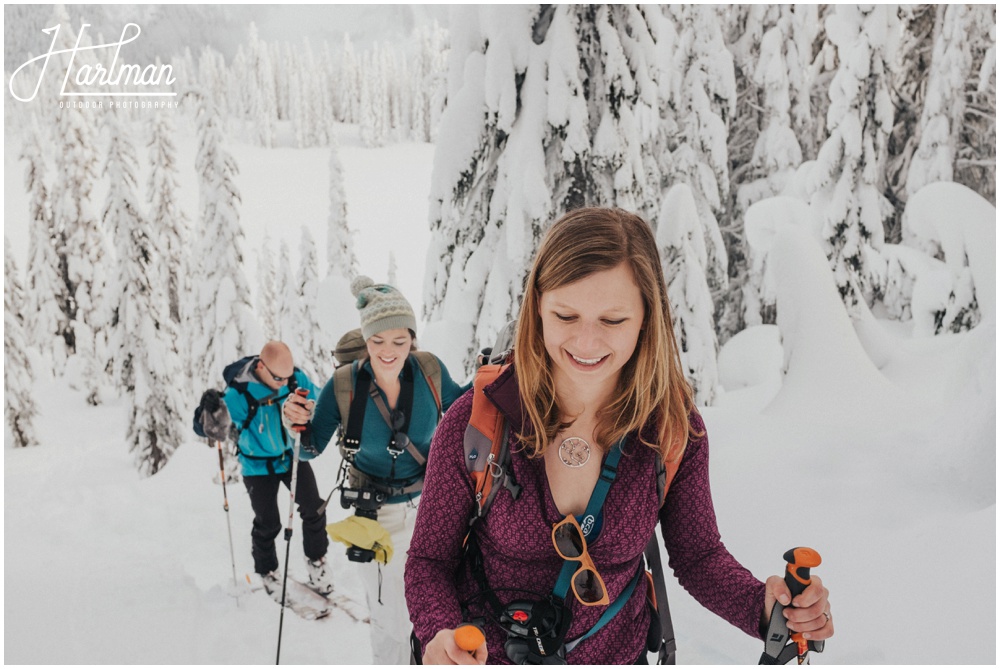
[513, 207, 696, 464]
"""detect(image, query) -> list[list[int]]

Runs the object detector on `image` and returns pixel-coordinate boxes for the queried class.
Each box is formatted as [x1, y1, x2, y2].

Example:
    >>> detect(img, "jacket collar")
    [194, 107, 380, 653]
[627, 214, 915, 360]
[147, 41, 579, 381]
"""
[482, 363, 531, 435]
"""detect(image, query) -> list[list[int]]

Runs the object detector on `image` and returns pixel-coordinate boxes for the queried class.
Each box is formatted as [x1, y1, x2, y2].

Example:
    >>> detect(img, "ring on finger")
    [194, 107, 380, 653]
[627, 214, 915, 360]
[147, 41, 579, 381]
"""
[823, 611, 831, 623]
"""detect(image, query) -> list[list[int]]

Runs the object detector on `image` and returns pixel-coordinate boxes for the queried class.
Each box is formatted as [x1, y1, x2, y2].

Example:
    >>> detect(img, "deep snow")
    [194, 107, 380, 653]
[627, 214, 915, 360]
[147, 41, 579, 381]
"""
[4, 122, 996, 664]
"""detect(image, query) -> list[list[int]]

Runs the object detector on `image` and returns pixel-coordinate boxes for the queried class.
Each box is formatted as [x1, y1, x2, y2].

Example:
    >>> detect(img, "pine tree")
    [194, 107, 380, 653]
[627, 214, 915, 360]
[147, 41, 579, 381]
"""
[147, 113, 188, 325]
[275, 240, 297, 341]
[656, 185, 719, 405]
[339, 35, 360, 124]
[286, 44, 305, 148]
[5, 242, 40, 449]
[21, 120, 69, 375]
[189, 91, 263, 388]
[954, 5, 996, 204]
[103, 110, 145, 387]
[807, 5, 898, 314]
[248, 23, 277, 148]
[104, 111, 186, 476]
[327, 143, 358, 280]
[257, 231, 279, 339]
[426, 5, 676, 372]
[387, 251, 398, 287]
[667, 5, 733, 337]
[48, 8, 113, 391]
[291, 227, 330, 385]
[884, 4, 937, 238]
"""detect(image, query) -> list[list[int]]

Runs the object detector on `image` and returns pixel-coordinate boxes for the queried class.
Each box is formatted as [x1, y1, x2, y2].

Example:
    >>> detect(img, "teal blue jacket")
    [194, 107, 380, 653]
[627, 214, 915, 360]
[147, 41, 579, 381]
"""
[222, 362, 319, 477]
[309, 354, 470, 503]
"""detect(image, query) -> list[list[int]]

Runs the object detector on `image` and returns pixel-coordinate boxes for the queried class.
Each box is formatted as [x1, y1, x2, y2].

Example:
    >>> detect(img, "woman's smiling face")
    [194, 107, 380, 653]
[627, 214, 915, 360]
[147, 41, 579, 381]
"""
[366, 328, 413, 378]
[538, 262, 645, 396]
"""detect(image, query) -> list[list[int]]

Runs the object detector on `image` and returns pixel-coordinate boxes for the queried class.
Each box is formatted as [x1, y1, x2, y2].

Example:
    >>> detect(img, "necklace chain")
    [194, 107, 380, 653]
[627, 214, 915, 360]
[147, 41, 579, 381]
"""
[558, 436, 591, 468]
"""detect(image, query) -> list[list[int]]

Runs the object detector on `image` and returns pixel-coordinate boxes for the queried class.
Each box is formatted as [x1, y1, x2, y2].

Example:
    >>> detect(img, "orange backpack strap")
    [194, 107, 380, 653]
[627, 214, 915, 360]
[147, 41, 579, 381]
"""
[463, 363, 519, 523]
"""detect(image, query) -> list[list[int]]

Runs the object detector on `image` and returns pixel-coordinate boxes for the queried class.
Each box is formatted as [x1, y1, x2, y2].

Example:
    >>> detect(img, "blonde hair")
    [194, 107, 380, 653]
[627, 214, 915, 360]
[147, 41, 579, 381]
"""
[513, 207, 696, 464]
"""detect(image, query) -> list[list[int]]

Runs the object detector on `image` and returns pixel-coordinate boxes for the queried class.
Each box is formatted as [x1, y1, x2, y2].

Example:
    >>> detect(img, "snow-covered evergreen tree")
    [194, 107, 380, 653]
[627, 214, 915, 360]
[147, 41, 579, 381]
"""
[147, 113, 188, 326]
[667, 5, 733, 336]
[5, 241, 40, 449]
[656, 184, 719, 404]
[103, 111, 186, 476]
[286, 44, 305, 148]
[338, 35, 360, 124]
[807, 5, 898, 313]
[327, 143, 358, 280]
[359, 46, 390, 148]
[413, 21, 450, 141]
[884, 4, 937, 238]
[256, 231, 279, 339]
[275, 240, 297, 341]
[387, 251, 398, 287]
[426, 5, 677, 372]
[291, 227, 330, 385]
[189, 91, 263, 388]
[47, 9, 113, 391]
[247, 23, 277, 148]
[953, 5, 996, 205]
[103, 110, 145, 386]
[21, 120, 69, 374]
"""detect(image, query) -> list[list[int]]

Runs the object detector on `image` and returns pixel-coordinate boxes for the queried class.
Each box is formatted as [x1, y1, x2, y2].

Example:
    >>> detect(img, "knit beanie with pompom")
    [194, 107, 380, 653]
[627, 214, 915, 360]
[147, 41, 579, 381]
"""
[351, 275, 417, 340]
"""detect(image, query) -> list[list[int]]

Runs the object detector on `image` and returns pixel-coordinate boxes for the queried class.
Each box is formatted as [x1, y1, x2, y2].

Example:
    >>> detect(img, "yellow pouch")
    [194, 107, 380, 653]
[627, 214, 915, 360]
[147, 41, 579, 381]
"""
[326, 516, 394, 564]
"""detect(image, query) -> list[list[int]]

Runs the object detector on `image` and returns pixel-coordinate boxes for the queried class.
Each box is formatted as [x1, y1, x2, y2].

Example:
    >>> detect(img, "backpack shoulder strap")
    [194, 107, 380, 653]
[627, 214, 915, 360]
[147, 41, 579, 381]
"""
[229, 381, 258, 435]
[333, 362, 356, 434]
[411, 351, 443, 416]
[463, 363, 520, 525]
[646, 450, 682, 664]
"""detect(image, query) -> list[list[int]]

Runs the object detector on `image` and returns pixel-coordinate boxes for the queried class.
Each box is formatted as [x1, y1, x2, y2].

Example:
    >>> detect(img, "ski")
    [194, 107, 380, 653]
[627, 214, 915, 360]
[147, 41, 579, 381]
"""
[245, 573, 333, 621]
[318, 589, 370, 624]
[244, 573, 370, 623]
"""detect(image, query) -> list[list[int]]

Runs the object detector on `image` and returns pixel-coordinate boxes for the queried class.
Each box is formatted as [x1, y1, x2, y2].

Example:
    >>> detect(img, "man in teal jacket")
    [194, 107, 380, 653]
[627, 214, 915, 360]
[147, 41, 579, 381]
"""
[195, 340, 332, 594]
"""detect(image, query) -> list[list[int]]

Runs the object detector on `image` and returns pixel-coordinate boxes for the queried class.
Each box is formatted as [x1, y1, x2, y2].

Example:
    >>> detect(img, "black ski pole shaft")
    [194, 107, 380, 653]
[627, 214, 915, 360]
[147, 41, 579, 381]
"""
[783, 547, 822, 664]
[276, 388, 309, 665]
[213, 439, 239, 598]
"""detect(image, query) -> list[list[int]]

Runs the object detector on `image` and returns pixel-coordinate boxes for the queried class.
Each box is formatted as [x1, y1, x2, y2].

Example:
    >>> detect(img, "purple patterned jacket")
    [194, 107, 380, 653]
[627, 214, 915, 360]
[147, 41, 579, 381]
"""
[404, 365, 766, 664]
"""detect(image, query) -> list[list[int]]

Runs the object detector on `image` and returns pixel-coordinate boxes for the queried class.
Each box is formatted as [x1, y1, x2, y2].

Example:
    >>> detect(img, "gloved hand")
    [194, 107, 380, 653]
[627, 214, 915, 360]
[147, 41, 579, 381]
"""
[200, 389, 223, 413]
[199, 389, 232, 443]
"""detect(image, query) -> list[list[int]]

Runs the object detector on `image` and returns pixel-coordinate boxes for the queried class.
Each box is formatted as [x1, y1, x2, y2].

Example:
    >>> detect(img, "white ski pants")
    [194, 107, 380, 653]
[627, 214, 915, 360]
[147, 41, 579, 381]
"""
[357, 499, 417, 665]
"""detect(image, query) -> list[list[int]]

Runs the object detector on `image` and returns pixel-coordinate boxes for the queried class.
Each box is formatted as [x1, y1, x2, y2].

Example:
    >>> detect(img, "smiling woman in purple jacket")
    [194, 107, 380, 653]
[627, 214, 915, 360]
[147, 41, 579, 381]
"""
[404, 208, 834, 665]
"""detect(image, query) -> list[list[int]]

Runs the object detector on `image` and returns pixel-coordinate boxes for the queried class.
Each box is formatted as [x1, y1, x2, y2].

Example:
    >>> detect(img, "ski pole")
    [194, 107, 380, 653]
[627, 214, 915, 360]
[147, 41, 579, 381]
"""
[276, 388, 309, 665]
[212, 438, 239, 600]
[783, 547, 822, 665]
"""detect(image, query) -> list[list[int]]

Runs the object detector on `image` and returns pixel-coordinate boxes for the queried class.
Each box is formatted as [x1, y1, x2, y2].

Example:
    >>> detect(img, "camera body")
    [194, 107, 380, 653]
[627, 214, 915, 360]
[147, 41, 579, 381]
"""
[339, 485, 387, 562]
[339, 485, 386, 519]
[500, 598, 571, 665]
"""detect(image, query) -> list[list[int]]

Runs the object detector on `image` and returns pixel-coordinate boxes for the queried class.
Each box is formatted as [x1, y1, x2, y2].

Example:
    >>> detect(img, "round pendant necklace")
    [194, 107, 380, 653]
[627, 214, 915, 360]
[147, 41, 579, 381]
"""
[558, 437, 591, 468]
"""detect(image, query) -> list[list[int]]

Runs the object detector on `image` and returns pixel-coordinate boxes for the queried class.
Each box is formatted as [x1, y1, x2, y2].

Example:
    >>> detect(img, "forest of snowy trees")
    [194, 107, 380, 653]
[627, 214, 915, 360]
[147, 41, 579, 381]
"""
[4, 5, 996, 476]
[423, 4, 996, 402]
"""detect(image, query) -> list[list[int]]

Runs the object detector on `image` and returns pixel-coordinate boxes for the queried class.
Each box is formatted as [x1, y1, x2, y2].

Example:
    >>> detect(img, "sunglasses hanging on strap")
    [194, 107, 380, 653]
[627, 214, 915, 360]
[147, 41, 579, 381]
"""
[549, 441, 647, 653]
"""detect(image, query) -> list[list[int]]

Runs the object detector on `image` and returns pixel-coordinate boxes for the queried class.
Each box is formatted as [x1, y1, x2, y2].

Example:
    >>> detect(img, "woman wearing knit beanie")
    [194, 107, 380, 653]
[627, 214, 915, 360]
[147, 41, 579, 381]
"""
[283, 276, 471, 664]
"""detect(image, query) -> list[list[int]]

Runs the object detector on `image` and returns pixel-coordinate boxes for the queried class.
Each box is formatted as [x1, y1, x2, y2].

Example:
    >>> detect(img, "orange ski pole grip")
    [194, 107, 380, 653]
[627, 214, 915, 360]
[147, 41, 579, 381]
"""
[455, 623, 486, 652]
[783, 547, 821, 659]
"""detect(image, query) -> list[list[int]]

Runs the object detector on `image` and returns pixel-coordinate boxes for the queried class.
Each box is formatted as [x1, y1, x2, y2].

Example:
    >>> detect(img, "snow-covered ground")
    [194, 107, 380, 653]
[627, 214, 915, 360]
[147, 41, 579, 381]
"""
[4, 125, 996, 664]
